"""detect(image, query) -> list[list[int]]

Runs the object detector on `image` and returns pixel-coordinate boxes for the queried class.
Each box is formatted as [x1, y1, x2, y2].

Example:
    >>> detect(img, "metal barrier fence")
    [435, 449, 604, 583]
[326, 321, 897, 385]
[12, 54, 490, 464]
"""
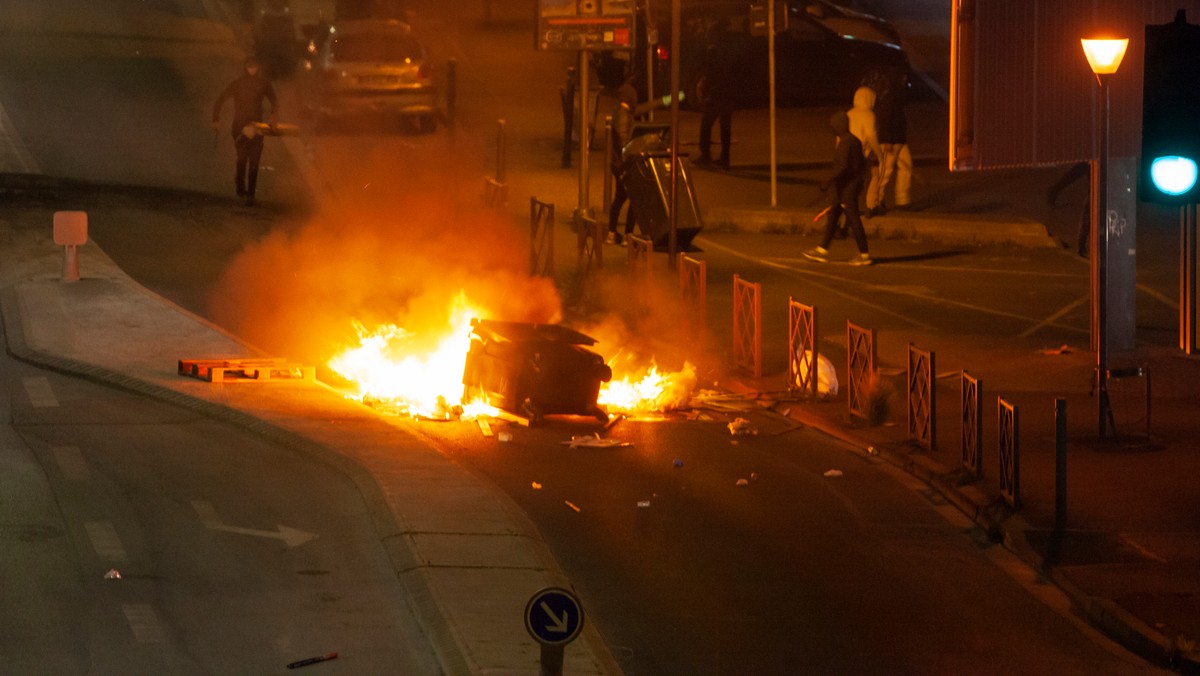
[530, 198, 554, 278]
[679, 254, 706, 332]
[733, 275, 762, 377]
[576, 213, 604, 275]
[961, 371, 983, 479]
[998, 396, 1020, 509]
[787, 299, 819, 399]
[628, 235, 652, 279]
[846, 321, 877, 421]
[907, 344, 936, 450]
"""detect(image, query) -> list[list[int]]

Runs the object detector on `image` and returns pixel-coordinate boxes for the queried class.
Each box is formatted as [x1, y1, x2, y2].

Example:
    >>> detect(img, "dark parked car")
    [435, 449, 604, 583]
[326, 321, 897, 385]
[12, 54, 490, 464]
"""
[601, 0, 909, 109]
[301, 19, 439, 131]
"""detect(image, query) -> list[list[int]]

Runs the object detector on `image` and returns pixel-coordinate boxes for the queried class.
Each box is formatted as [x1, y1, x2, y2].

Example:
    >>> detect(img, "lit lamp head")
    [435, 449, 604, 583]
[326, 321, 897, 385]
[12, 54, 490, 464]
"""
[1080, 37, 1129, 78]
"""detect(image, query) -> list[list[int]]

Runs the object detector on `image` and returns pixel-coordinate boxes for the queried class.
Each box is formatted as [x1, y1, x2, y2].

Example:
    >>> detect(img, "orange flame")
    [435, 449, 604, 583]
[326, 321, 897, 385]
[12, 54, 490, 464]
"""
[328, 295, 695, 419]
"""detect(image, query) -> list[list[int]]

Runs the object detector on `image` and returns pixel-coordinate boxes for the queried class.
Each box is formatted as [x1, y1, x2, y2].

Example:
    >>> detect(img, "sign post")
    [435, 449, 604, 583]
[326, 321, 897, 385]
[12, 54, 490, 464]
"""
[524, 587, 585, 676]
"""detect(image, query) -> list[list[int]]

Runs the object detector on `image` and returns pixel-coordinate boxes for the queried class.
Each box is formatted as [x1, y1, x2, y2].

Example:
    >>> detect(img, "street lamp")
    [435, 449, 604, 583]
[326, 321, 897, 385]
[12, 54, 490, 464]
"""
[1080, 36, 1128, 439]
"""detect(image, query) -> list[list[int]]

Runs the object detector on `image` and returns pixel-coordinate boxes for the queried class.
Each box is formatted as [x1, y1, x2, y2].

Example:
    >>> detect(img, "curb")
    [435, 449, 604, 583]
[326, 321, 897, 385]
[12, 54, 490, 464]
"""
[705, 205, 1060, 248]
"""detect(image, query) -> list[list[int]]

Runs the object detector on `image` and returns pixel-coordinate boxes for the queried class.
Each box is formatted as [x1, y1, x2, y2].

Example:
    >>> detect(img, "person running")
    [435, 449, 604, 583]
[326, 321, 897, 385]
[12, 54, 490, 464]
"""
[804, 111, 872, 266]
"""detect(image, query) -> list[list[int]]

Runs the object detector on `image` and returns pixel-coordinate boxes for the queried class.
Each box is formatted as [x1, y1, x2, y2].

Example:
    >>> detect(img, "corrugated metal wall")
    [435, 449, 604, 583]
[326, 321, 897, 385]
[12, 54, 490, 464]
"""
[952, 0, 1200, 170]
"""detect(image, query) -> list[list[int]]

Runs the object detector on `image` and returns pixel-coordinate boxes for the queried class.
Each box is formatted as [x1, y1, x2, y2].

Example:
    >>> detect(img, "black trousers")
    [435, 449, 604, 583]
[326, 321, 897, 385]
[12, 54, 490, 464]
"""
[819, 196, 868, 254]
[699, 105, 732, 162]
[609, 176, 636, 235]
[234, 133, 265, 197]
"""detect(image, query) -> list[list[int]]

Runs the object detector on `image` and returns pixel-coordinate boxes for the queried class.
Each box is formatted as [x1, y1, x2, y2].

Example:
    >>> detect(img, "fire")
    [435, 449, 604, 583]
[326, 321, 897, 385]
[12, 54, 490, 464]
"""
[328, 294, 697, 420]
[599, 361, 697, 413]
[327, 295, 494, 419]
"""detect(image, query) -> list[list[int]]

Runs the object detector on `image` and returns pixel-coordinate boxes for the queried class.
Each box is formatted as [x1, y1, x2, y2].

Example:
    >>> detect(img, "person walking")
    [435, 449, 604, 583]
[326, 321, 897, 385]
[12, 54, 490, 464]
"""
[868, 70, 912, 215]
[696, 19, 740, 170]
[846, 85, 883, 216]
[804, 111, 872, 266]
[212, 56, 278, 206]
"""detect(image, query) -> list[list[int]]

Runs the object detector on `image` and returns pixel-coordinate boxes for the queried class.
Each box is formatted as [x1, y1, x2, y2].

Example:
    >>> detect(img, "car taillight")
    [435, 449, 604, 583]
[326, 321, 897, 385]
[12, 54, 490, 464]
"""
[656, 45, 669, 61]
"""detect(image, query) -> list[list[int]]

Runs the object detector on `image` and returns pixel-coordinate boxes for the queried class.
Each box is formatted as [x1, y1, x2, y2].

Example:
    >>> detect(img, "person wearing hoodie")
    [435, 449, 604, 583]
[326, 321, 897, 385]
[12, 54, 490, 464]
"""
[846, 85, 883, 215]
[803, 111, 872, 266]
[869, 70, 912, 215]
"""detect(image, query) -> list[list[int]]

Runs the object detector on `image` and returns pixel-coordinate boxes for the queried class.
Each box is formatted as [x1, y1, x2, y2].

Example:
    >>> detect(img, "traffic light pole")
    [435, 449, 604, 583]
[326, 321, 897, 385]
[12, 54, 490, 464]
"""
[1183, 204, 1199, 354]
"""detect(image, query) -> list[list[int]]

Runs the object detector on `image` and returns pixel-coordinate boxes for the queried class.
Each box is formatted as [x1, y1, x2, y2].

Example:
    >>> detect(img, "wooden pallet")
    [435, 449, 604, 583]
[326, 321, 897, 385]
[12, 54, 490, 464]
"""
[178, 358, 315, 383]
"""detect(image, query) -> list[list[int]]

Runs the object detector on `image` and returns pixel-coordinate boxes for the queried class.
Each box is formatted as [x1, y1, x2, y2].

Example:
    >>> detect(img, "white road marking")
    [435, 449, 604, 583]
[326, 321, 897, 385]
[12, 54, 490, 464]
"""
[0, 100, 41, 174]
[122, 604, 167, 644]
[1020, 294, 1090, 338]
[192, 500, 317, 548]
[22, 376, 59, 408]
[53, 446, 90, 481]
[84, 521, 127, 562]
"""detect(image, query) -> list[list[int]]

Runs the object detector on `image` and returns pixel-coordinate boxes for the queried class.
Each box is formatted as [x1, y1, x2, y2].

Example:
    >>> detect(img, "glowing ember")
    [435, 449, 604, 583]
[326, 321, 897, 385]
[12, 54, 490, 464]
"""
[327, 296, 495, 419]
[599, 362, 697, 413]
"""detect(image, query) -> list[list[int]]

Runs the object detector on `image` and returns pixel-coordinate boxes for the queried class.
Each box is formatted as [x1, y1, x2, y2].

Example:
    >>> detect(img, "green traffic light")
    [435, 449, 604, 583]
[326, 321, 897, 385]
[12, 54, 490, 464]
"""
[1150, 155, 1199, 195]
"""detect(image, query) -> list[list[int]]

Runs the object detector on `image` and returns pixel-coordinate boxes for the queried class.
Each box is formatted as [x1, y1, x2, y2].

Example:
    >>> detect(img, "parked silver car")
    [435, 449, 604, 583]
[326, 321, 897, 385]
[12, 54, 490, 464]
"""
[302, 19, 438, 132]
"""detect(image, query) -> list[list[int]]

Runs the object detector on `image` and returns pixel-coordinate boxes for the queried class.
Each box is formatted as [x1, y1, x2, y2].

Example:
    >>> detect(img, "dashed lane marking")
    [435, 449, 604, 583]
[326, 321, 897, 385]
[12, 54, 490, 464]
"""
[53, 446, 90, 481]
[84, 521, 127, 562]
[122, 604, 166, 644]
[21, 376, 59, 408]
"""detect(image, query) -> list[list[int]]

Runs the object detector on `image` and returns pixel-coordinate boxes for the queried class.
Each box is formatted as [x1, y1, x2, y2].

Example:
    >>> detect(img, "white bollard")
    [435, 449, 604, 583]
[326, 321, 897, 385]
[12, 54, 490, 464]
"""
[53, 211, 88, 282]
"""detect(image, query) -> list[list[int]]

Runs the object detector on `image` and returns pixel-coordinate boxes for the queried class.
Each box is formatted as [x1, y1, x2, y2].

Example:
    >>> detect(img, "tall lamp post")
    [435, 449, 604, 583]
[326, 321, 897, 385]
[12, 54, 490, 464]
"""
[1081, 36, 1128, 439]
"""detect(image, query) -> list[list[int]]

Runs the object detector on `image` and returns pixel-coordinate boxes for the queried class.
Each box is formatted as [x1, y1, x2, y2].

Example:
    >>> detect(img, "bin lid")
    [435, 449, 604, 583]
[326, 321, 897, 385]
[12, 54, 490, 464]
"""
[470, 319, 598, 346]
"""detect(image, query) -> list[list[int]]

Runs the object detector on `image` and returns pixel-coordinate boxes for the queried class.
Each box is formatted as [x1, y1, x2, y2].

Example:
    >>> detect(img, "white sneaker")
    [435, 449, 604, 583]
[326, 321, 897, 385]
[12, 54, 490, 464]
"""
[848, 253, 873, 266]
[802, 247, 829, 262]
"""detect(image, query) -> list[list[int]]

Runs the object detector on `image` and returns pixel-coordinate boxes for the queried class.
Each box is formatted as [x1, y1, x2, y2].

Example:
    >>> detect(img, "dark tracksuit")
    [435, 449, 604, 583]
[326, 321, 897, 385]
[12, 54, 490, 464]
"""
[212, 72, 277, 199]
[819, 112, 869, 254]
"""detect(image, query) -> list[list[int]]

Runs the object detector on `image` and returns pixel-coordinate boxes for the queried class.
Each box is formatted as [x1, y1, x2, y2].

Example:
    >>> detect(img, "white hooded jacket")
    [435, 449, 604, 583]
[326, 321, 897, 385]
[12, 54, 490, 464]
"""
[846, 86, 882, 163]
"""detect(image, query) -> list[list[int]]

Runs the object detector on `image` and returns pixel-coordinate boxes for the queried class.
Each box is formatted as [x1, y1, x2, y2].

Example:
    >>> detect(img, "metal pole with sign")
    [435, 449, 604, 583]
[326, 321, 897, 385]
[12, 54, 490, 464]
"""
[525, 587, 585, 676]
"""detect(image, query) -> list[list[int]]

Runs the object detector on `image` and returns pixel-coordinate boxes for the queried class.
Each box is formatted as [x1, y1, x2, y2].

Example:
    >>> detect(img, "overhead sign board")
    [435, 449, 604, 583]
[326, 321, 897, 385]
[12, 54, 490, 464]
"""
[524, 587, 584, 646]
[536, 0, 635, 51]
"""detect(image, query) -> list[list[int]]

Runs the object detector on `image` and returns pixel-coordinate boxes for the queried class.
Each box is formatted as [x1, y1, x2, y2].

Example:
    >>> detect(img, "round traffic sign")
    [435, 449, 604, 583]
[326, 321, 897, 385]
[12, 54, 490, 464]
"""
[524, 587, 584, 646]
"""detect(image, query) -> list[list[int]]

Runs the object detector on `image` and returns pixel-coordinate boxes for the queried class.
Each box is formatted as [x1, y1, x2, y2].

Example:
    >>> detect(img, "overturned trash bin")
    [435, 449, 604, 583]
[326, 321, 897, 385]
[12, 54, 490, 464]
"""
[463, 319, 612, 424]
[619, 123, 704, 252]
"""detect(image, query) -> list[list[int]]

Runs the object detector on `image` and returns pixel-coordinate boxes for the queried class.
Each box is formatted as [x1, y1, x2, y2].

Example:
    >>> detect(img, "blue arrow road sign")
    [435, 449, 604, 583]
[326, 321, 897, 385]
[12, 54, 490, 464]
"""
[524, 587, 584, 646]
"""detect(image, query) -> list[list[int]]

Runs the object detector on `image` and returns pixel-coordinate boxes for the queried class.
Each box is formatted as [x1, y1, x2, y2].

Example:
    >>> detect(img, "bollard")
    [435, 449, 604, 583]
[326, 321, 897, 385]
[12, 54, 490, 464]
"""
[561, 67, 576, 168]
[1054, 398, 1067, 532]
[496, 119, 507, 184]
[445, 59, 457, 131]
[53, 211, 87, 282]
[602, 114, 613, 213]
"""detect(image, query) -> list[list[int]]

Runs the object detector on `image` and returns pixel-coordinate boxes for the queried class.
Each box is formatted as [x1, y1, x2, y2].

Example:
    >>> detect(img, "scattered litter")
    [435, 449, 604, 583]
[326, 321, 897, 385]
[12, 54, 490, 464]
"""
[867, 446, 878, 456]
[565, 500, 582, 513]
[728, 418, 758, 436]
[531, 482, 543, 490]
[497, 432, 512, 443]
[604, 413, 627, 431]
[477, 418, 493, 437]
[1039, 344, 1072, 355]
[287, 652, 338, 669]
[637, 500, 651, 508]
[694, 390, 754, 412]
[735, 478, 750, 487]
[823, 469, 844, 477]
[103, 569, 122, 580]
[673, 459, 684, 468]
[561, 434, 632, 448]
[750, 472, 759, 482]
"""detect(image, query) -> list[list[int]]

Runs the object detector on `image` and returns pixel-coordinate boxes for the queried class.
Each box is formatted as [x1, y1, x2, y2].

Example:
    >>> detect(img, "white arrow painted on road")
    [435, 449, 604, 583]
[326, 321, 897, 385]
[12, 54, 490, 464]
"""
[191, 500, 316, 548]
[540, 601, 570, 633]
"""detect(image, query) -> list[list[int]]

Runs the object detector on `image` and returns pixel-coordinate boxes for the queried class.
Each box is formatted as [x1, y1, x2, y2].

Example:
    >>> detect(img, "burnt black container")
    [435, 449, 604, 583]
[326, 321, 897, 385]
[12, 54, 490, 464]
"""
[462, 320, 612, 423]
